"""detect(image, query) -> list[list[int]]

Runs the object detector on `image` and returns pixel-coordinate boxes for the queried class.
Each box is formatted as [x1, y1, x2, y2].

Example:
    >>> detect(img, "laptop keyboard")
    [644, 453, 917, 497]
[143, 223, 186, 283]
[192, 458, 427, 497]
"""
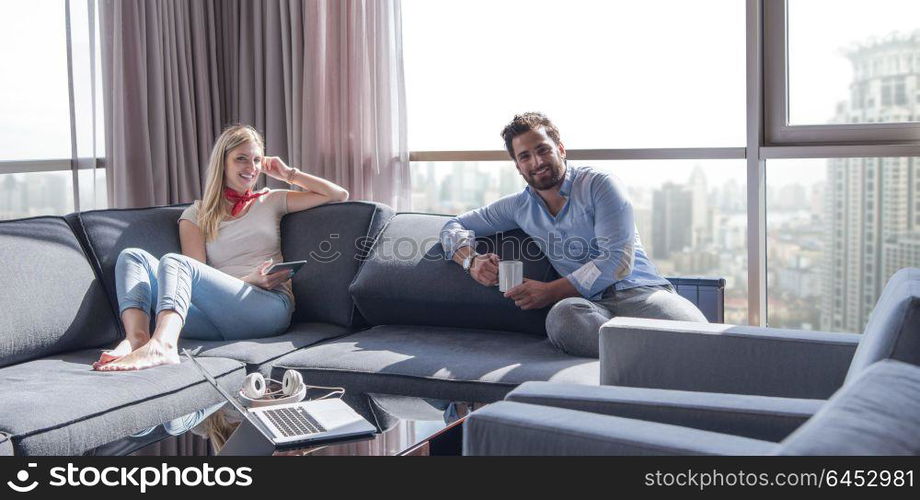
[263, 407, 327, 437]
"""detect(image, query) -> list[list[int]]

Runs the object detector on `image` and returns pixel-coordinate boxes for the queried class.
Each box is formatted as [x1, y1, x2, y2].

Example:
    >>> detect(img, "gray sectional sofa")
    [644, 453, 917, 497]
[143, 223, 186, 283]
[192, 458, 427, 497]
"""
[0, 202, 722, 455]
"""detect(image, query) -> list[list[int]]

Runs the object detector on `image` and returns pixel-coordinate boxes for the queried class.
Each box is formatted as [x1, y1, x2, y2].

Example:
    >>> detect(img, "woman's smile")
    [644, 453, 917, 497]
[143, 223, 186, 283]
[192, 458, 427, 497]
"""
[226, 142, 264, 191]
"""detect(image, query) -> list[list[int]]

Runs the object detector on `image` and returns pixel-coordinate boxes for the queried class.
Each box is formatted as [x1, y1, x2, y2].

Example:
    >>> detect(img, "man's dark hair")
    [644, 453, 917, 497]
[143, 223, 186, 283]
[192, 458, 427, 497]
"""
[500, 112, 563, 160]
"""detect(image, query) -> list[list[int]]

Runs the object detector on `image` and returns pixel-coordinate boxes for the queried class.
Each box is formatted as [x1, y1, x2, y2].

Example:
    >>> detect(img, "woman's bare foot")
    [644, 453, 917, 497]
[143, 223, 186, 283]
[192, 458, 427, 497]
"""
[92, 339, 134, 369]
[92, 332, 151, 369]
[95, 338, 180, 371]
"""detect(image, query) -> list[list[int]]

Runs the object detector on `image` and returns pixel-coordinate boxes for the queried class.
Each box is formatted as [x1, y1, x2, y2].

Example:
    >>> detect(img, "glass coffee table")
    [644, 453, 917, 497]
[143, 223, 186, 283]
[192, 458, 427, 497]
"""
[102, 392, 478, 456]
[272, 393, 475, 456]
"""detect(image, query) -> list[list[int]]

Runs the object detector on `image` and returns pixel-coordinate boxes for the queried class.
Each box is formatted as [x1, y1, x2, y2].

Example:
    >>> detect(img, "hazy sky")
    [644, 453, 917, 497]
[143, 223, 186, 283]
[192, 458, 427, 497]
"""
[0, 0, 71, 160]
[403, 0, 920, 187]
[788, 0, 920, 124]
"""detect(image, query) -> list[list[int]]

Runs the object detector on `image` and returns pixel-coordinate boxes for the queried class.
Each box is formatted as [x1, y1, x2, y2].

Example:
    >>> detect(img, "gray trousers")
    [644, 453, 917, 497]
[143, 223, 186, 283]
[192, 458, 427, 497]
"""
[545, 284, 707, 358]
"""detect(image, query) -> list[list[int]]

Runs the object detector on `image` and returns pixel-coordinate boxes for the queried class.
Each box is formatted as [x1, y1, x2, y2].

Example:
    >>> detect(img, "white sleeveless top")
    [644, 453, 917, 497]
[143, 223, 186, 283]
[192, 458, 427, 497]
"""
[179, 188, 293, 304]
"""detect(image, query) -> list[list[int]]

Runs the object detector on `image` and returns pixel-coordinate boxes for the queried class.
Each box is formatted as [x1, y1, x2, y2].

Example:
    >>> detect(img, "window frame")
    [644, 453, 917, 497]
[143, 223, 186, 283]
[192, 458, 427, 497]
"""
[763, 0, 920, 147]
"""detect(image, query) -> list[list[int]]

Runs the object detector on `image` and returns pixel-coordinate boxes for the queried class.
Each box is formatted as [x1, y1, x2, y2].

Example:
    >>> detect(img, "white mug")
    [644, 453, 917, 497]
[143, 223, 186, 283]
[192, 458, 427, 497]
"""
[499, 260, 524, 292]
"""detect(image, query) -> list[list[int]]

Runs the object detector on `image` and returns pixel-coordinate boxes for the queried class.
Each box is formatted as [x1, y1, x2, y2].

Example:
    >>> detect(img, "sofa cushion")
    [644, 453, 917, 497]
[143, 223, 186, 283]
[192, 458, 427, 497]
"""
[0, 349, 244, 455]
[281, 201, 393, 327]
[505, 381, 821, 442]
[349, 213, 558, 335]
[781, 360, 920, 455]
[0, 217, 120, 368]
[463, 401, 778, 456]
[270, 325, 599, 403]
[845, 267, 920, 381]
[179, 321, 352, 375]
[72, 205, 190, 315]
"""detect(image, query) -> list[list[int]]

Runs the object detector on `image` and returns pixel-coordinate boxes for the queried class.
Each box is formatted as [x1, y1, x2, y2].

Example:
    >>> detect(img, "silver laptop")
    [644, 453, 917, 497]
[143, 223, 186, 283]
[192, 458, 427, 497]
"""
[184, 350, 376, 449]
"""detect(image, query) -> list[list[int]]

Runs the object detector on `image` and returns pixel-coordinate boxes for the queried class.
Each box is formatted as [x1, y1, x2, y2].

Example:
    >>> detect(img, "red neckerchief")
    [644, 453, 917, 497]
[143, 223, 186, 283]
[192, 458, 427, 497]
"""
[224, 187, 267, 216]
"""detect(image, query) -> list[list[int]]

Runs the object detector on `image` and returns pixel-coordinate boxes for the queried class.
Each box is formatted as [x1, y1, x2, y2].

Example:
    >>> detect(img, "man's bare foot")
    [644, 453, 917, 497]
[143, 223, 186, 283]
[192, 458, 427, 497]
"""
[95, 339, 180, 371]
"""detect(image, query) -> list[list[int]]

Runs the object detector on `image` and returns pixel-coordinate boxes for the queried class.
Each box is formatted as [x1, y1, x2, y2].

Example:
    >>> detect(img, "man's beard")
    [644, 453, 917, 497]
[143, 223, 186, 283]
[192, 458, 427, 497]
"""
[525, 163, 565, 190]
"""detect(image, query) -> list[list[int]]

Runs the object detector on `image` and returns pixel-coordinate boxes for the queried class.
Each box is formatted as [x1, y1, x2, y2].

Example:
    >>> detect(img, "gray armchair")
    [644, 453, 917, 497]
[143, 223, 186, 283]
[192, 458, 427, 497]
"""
[568, 266, 920, 440]
[464, 359, 920, 455]
[463, 267, 920, 454]
[601, 267, 919, 399]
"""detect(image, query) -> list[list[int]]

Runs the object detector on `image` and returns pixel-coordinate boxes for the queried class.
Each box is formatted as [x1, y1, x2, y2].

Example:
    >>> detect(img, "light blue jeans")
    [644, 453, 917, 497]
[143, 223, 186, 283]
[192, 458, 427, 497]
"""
[115, 248, 293, 340]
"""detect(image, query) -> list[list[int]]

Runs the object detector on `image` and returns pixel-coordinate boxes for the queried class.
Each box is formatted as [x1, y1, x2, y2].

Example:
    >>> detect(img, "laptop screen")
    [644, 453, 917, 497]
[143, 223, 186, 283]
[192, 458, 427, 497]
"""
[182, 349, 255, 421]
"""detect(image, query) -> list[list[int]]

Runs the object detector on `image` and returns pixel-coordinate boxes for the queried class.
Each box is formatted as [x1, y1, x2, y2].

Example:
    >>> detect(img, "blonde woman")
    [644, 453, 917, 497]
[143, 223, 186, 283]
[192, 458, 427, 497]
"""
[94, 124, 348, 371]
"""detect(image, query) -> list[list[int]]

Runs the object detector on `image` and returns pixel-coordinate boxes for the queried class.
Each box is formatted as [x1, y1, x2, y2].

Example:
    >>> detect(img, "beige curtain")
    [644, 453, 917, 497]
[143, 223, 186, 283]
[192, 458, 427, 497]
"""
[100, 0, 409, 209]
[302, 1, 410, 209]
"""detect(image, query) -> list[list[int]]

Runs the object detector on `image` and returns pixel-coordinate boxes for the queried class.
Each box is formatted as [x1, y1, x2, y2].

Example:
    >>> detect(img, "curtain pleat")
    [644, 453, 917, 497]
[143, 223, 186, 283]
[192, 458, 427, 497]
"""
[104, 0, 409, 209]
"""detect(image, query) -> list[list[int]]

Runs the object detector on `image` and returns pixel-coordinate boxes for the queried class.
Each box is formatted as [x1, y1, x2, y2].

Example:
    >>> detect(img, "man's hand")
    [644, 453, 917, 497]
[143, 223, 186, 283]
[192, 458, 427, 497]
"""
[504, 279, 559, 310]
[469, 253, 500, 287]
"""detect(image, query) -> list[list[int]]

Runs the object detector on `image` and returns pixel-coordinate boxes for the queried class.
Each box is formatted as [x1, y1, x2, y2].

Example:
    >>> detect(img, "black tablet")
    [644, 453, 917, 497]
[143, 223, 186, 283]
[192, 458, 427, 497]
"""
[264, 260, 307, 276]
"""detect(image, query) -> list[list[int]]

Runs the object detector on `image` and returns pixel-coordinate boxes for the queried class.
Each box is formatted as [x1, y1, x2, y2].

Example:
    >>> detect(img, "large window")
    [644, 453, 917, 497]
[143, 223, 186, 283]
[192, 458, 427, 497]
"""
[767, 156, 919, 332]
[787, 0, 920, 126]
[405, 0, 920, 331]
[412, 159, 749, 323]
[762, 0, 920, 332]
[0, 1, 71, 161]
[403, 0, 748, 321]
[0, 0, 105, 219]
[403, 0, 745, 150]
[765, 0, 920, 144]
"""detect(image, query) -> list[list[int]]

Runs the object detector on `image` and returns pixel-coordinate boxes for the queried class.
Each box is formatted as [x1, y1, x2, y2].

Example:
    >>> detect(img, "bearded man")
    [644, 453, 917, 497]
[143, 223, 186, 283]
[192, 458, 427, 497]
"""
[440, 112, 706, 358]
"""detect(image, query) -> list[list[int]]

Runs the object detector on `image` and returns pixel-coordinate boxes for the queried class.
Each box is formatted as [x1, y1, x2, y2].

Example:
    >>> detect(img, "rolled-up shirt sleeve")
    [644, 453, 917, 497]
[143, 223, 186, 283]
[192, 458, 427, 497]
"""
[564, 175, 636, 299]
[440, 194, 520, 259]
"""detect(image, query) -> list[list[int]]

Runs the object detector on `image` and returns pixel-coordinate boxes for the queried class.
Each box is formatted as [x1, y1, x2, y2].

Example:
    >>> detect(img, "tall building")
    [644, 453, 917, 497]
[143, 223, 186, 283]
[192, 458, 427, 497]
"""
[0, 175, 22, 218]
[823, 33, 920, 333]
[652, 182, 693, 259]
[688, 165, 712, 248]
[883, 233, 920, 280]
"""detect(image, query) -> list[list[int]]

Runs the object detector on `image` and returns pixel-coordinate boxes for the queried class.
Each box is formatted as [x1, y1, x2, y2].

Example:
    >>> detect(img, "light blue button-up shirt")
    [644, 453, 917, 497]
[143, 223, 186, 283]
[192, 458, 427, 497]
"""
[440, 164, 669, 300]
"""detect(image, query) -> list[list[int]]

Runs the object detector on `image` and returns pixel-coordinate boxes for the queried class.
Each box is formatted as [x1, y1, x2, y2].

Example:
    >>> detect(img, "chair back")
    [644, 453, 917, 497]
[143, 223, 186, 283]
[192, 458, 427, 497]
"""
[844, 268, 920, 383]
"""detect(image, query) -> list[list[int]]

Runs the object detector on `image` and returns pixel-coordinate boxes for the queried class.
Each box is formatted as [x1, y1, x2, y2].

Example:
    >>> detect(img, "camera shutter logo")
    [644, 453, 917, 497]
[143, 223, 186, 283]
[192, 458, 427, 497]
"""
[7, 463, 39, 493]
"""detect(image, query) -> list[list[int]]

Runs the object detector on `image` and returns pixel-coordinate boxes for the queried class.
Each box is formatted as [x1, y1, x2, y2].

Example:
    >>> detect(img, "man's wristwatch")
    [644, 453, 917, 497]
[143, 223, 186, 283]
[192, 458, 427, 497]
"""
[462, 252, 478, 274]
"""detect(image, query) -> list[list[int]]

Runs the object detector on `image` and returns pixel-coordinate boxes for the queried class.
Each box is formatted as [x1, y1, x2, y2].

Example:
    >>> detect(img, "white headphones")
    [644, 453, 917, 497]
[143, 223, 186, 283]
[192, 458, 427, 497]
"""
[239, 370, 344, 407]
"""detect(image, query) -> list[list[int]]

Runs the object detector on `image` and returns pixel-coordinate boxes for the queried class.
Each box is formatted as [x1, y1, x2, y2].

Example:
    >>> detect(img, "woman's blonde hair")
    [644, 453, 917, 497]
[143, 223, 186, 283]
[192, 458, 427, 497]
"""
[198, 124, 265, 241]
[201, 409, 240, 454]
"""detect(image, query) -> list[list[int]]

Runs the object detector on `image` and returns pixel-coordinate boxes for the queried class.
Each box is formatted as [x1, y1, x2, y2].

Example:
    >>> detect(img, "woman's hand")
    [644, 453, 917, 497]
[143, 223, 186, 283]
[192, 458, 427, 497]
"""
[241, 259, 292, 291]
[262, 156, 293, 182]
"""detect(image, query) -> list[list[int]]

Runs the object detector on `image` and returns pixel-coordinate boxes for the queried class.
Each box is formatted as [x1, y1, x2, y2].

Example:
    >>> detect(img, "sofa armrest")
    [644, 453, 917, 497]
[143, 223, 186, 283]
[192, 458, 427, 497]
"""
[0, 432, 13, 456]
[462, 401, 778, 456]
[600, 318, 860, 399]
[505, 382, 822, 442]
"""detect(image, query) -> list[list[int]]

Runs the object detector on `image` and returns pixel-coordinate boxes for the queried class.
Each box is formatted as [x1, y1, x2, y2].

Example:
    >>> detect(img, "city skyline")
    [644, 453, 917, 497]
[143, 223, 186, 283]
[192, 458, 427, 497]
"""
[822, 32, 920, 333]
